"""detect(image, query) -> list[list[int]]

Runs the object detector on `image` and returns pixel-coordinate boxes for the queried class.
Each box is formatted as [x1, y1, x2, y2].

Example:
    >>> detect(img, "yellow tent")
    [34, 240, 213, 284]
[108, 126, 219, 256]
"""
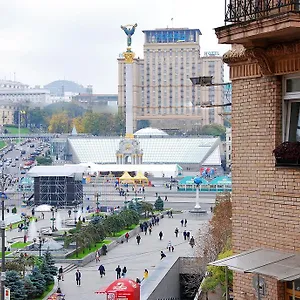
[133, 171, 149, 184]
[119, 171, 135, 184]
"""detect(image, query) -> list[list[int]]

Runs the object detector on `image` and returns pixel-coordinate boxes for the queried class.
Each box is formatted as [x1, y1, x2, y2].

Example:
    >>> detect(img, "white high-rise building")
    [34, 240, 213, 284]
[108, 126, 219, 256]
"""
[118, 28, 225, 131]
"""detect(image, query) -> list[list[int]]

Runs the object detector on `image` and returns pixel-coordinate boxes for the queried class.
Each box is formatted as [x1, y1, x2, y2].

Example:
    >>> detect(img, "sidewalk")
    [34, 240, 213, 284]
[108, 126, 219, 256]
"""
[57, 212, 209, 300]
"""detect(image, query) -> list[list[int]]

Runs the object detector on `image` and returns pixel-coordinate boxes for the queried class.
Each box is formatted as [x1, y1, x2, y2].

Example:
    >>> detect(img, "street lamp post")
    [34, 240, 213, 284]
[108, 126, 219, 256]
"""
[95, 192, 100, 214]
[193, 177, 202, 210]
[50, 207, 56, 231]
[38, 234, 42, 257]
[0, 169, 11, 300]
[73, 202, 78, 225]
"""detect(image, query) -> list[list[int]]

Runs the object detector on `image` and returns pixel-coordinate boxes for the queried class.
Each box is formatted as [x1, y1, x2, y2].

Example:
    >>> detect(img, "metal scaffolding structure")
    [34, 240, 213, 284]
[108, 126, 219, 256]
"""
[34, 176, 83, 207]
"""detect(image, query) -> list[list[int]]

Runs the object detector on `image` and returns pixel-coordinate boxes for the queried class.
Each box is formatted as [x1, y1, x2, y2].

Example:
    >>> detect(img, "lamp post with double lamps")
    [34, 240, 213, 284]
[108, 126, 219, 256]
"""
[38, 233, 42, 257]
[50, 207, 56, 232]
[95, 192, 100, 214]
[0, 168, 12, 300]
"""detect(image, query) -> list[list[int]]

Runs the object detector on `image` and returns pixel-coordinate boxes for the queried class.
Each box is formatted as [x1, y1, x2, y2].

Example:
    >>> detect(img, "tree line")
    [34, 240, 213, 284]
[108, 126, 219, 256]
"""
[5, 251, 57, 300]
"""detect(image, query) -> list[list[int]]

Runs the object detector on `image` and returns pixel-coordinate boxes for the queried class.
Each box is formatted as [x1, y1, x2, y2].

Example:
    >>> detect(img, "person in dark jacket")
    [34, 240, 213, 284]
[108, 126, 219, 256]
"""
[122, 266, 127, 277]
[136, 234, 141, 245]
[115, 265, 122, 279]
[75, 269, 81, 286]
[159, 231, 163, 240]
[98, 265, 105, 278]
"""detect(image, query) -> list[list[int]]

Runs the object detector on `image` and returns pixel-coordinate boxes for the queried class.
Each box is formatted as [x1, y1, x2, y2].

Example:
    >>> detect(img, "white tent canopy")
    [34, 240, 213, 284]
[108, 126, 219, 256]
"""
[35, 204, 52, 212]
[65, 163, 182, 178]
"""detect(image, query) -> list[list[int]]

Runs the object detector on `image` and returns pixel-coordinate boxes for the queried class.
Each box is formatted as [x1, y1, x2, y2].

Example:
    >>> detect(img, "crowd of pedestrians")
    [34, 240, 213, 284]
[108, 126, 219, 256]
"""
[66, 211, 196, 294]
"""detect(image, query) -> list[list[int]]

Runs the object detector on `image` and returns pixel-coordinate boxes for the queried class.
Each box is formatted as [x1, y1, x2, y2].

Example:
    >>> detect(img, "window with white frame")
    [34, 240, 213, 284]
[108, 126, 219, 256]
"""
[284, 76, 300, 142]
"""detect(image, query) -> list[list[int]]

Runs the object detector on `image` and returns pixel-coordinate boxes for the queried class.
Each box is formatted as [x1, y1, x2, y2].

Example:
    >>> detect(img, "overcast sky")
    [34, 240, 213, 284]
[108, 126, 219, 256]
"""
[0, 0, 230, 93]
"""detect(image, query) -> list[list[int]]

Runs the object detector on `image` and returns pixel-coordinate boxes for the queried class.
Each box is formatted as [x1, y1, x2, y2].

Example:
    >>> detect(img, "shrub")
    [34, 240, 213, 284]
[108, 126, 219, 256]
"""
[154, 196, 164, 211]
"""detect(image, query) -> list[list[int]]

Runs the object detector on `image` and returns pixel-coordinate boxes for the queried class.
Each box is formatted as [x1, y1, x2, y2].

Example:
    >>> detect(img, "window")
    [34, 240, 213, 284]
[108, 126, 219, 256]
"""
[283, 75, 300, 141]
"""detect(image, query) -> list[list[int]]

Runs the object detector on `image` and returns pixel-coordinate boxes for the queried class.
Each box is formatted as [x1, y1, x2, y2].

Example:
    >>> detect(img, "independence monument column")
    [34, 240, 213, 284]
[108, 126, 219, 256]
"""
[116, 23, 143, 164]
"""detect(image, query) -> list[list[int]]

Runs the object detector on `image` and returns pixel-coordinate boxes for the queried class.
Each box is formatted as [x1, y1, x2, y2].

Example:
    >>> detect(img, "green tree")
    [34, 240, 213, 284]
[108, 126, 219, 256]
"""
[103, 214, 125, 236]
[201, 250, 233, 293]
[27, 108, 48, 129]
[36, 156, 53, 166]
[154, 196, 164, 211]
[119, 209, 139, 228]
[128, 201, 137, 212]
[48, 112, 71, 133]
[113, 109, 125, 135]
[29, 267, 46, 297]
[5, 261, 24, 274]
[201, 124, 226, 139]
[40, 260, 53, 285]
[24, 276, 37, 300]
[82, 112, 100, 135]
[140, 201, 153, 218]
[5, 270, 26, 300]
[43, 251, 57, 276]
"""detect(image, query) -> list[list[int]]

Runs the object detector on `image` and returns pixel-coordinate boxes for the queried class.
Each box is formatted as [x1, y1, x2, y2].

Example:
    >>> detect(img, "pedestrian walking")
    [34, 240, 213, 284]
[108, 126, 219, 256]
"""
[68, 210, 71, 218]
[170, 210, 173, 218]
[180, 219, 184, 227]
[58, 266, 64, 281]
[115, 265, 122, 279]
[143, 269, 149, 281]
[9, 223, 12, 231]
[174, 227, 179, 237]
[167, 241, 172, 252]
[160, 251, 166, 260]
[149, 227, 152, 235]
[75, 269, 81, 286]
[125, 232, 129, 242]
[159, 231, 163, 240]
[122, 266, 127, 278]
[41, 212, 44, 219]
[136, 234, 141, 245]
[190, 236, 195, 248]
[98, 265, 105, 278]
[95, 250, 100, 263]
[184, 219, 187, 227]
[183, 230, 187, 241]
[165, 196, 168, 201]
[144, 227, 147, 235]
[186, 231, 190, 241]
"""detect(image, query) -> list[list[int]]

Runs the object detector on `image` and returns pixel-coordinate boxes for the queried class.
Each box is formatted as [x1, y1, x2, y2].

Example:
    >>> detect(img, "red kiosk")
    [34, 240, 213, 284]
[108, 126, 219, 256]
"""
[95, 278, 140, 300]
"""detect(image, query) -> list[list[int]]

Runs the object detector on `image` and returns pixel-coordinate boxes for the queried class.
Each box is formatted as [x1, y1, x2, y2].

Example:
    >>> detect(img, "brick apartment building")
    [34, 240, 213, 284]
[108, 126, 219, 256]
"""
[210, 1, 300, 300]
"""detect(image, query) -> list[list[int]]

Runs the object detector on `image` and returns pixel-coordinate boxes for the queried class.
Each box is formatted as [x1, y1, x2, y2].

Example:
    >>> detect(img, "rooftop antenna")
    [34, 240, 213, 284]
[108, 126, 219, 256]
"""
[171, 17, 174, 28]
[13, 72, 16, 82]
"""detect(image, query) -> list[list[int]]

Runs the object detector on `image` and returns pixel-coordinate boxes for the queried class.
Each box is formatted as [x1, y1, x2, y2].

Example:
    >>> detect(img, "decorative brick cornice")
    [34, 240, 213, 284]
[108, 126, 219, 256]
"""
[225, 39, 300, 80]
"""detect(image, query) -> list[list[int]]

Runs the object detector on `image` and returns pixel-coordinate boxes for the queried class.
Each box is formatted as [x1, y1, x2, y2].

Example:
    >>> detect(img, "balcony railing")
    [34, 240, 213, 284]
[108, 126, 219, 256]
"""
[225, 0, 300, 24]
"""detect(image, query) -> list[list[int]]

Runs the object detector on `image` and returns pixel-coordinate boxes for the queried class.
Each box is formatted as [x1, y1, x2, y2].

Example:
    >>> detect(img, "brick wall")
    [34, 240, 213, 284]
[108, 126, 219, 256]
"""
[231, 75, 300, 299]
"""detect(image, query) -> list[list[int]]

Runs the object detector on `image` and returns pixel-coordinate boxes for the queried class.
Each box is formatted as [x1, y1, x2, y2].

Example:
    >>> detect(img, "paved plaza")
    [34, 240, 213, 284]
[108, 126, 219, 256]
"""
[3, 190, 213, 300]
[55, 212, 209, 300]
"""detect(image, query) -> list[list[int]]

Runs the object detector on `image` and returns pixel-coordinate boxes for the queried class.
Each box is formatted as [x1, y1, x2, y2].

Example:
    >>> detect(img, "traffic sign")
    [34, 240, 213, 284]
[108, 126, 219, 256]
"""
[5, 287, 10, 300]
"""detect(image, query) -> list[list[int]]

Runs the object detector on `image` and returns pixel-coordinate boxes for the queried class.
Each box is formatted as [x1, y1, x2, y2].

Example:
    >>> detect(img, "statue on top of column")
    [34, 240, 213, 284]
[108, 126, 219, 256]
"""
[121, 23, 138, 48]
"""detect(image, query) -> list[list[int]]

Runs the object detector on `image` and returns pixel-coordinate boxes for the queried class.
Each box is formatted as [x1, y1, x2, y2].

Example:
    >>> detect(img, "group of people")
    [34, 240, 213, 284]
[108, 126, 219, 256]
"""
[115, 265, 127, 279]
[175, 222, 195, 248]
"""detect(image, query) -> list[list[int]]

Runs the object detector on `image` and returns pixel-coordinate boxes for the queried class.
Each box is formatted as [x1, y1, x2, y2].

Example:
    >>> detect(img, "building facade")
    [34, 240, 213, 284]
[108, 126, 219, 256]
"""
[72, 94, 118, 113]
[212, 1, 300, 299]
[118, 28, 225, 131]
[0, 80, 51, 125]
